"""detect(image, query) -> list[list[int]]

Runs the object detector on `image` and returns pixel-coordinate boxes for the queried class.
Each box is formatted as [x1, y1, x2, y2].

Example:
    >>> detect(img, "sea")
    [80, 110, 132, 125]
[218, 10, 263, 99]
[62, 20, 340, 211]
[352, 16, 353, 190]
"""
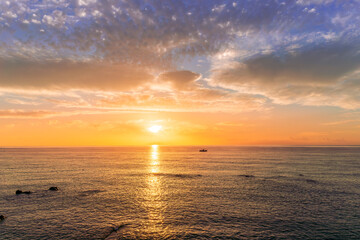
[0, 146, 359, 239]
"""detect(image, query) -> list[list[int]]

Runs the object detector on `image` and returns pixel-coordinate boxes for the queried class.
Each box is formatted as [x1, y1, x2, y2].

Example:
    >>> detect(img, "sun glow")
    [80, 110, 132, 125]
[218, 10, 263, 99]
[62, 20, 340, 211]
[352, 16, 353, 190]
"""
[148, 125, 162, 133]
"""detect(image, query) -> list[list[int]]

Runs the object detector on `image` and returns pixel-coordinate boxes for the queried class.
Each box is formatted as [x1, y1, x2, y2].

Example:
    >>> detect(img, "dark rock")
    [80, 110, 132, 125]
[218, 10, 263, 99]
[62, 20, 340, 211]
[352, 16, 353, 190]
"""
[16, 190, 32, 195]
[0, 215, 6, 221]
[299, 174, 304, 177]
[49, 187, 58, 191]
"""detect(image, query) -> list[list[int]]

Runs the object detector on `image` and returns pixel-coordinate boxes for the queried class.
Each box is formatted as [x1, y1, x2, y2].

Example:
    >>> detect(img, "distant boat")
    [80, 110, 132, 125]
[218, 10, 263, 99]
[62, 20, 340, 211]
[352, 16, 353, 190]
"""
[199, 149, 207, 152]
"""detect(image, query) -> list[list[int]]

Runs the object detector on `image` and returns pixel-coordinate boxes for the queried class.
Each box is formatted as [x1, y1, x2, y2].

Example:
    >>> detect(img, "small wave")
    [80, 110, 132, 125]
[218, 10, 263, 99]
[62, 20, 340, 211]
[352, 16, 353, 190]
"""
[305, 179, 318, 184]
[263, 175, 320, 185]
[104, 224, 129, 240]
[151, 173, 202, 178]
[238, 174, 255, 178]
[79, 190, 105, 197]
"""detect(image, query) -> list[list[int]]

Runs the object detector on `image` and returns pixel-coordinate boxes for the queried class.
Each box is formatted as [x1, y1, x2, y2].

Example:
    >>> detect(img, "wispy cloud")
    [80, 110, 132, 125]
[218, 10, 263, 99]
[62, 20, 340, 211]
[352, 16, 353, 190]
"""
[0, 110, 56, 118]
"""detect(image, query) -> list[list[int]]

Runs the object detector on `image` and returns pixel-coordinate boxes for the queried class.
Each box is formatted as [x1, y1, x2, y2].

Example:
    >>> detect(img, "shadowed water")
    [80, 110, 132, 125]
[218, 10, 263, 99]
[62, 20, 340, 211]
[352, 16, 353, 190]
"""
[0, 146, 359, 239]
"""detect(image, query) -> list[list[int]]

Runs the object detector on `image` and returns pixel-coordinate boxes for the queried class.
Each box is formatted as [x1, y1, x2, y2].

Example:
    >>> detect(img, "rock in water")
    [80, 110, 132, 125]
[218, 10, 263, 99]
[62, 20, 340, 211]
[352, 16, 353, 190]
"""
[16, 190, 32, 195]
[0, 215, 6, 221]
[49, 187, 59, 191]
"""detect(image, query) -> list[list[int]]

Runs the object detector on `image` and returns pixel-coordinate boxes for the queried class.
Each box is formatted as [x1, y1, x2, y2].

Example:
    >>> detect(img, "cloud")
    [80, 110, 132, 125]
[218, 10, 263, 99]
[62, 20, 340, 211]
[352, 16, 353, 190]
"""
[296, 0, 334, 5]
[5, 98, 41, 106]
[0, 0, 341, 66]
[42, 10, 66, 28]
[157, 70, 201, 90]
[0, 59, 154, 91]
[0, 0, 359, 111]
[213, 42, 360, 86]
[322, 119, 360, 126]
[211, 41, 360, 109]
[93, 87, 268, 112]
[0, 110, 56, 118]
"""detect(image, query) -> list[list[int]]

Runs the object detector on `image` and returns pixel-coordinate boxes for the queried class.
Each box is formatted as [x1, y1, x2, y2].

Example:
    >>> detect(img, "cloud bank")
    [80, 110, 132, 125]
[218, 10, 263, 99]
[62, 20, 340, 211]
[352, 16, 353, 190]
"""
[0, 0, 359, 111]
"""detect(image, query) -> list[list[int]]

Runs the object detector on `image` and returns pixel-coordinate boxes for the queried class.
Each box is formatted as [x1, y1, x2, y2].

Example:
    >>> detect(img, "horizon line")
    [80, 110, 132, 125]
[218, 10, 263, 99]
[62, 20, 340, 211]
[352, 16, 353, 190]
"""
[1, 145, 360, 148]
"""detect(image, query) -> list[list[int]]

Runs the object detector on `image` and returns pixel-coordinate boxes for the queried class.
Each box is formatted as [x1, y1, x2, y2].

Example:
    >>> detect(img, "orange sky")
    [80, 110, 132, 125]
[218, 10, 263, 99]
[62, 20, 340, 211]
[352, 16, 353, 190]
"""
[1, 106, 359, 147]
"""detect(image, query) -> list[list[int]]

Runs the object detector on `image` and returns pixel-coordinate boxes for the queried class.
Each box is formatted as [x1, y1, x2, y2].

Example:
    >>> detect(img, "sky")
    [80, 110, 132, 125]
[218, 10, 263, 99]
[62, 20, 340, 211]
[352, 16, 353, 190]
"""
[0, 0, 360, 146]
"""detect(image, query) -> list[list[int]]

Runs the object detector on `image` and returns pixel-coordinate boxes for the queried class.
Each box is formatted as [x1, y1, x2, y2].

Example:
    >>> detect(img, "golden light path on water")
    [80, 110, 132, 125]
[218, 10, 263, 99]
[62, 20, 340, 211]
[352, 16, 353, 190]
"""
[143, 145, 166, 236]
[150, 145, 160, 171]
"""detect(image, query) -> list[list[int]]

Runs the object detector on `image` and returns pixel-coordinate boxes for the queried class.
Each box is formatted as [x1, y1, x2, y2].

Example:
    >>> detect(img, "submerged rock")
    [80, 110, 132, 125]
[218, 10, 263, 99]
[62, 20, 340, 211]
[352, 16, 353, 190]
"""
[104, 224, 129, 240]
[306, 179, 318, 184]
[49, 187, 59, 191]
[15, 190, 32, 195]
[0, 215, 6, 221]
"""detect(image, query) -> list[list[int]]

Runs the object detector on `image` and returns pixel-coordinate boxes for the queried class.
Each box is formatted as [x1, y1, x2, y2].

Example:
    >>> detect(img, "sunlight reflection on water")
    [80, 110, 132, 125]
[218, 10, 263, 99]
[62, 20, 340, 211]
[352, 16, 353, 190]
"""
[143, 145, 165, 235]
[150, 145, 159, 171]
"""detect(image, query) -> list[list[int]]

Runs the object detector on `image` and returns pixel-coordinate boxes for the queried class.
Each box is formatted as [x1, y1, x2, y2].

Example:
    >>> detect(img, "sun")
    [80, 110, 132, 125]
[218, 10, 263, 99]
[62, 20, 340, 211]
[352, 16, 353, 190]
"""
[148, 125, 162, 133]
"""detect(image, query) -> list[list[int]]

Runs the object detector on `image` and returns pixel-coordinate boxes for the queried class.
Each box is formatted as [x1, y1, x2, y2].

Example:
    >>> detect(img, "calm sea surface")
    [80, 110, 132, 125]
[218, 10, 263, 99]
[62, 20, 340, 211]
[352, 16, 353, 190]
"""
[0, 146, 359, 239]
